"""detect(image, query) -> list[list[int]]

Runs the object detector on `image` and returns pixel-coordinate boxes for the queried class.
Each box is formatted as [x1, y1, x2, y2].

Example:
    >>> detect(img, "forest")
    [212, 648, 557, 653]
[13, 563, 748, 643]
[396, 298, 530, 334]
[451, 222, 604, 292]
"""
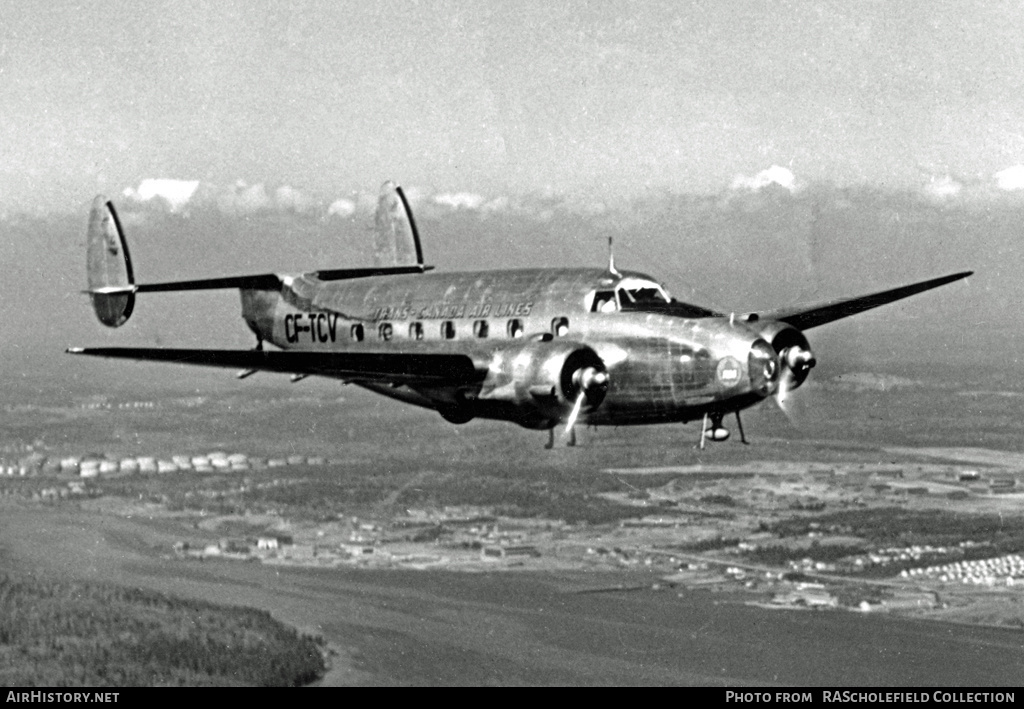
[0, 574, 325, 686]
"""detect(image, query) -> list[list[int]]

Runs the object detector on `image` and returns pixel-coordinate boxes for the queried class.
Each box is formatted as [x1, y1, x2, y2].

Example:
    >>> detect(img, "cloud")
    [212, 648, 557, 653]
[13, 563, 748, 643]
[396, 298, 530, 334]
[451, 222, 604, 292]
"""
[122, 179, 325, 216]
[327, 198, 356, 218]
[906, 166, 1024, 206]
[216, 181, 272, 214]
[115, 180, 583, 223]
[353, 189, 379, 215]
[921, 175, 963, 201]
[123, 178, 200, 212]
[729, 165, 797, 192]
[273, 185, 316, 213]
[432, 192, 486, 210]
[995, 165, 1024, 191]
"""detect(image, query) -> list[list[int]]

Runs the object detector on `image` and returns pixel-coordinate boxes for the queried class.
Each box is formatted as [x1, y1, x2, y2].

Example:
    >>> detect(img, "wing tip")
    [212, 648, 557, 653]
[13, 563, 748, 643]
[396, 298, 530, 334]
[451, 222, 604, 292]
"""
[935, 270, 973, 287]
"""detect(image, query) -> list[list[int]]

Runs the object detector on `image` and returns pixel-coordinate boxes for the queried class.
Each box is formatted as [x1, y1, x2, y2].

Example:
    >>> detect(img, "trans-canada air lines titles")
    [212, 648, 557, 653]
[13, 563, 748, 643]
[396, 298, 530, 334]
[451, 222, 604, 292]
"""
[368, 300, 534, 322]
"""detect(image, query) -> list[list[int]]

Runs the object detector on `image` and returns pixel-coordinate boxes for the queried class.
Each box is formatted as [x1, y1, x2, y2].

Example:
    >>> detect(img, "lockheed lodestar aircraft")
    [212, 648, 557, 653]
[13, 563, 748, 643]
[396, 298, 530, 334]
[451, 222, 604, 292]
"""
[69, 182, 971, 449]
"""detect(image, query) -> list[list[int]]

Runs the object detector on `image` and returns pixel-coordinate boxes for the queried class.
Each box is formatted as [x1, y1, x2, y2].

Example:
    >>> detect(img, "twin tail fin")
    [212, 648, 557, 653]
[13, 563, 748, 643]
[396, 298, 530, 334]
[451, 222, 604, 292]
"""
[83, 182, 431, 329]
[86, 196, 135, 327]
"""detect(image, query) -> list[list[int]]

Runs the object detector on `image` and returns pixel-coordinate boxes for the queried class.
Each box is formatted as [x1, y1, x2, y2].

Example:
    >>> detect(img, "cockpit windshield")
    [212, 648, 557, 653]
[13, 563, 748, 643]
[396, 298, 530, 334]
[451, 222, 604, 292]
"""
[587, 277, 672, 313]
[618, 286, 669, 304]
[617, 278, 670, 305]
[585, 276, 721, 318]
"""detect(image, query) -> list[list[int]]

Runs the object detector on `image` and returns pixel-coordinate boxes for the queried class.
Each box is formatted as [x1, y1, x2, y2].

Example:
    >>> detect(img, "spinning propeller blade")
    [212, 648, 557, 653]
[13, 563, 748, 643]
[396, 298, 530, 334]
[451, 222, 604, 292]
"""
[562, 391, 587, 442]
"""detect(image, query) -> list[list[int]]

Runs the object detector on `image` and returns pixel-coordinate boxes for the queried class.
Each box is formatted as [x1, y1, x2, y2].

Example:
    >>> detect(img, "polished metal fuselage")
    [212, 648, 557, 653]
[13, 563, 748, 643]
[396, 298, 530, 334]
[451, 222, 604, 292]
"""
[240, 267, 779, 427]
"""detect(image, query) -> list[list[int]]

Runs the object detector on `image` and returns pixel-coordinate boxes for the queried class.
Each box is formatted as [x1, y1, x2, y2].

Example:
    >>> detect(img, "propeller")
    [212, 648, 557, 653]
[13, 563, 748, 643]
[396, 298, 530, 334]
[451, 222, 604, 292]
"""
[774, 344, 816, 423]
[775, 369, 796, 420]
[564, 391, 587, 440]
[562, 365, 609, 443]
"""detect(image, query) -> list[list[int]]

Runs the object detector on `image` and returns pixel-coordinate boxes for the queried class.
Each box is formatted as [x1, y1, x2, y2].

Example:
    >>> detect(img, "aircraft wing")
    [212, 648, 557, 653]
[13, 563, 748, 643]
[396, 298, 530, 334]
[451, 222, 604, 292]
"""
[66, 347, 481, 386]
[760, 271, 972, 331]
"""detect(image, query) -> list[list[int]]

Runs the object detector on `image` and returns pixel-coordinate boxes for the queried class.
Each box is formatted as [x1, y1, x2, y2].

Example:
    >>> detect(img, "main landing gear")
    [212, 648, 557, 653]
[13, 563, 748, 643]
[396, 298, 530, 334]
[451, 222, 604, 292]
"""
[698, 411, 749, 449]
[544, 426, 577, 449]
[235, 337, 263, 380]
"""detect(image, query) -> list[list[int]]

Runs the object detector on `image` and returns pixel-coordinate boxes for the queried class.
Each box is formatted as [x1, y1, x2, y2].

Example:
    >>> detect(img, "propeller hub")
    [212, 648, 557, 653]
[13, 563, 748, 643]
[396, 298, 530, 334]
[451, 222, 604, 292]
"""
[783, 345, 816, 373]
[574, 365, 610, 404]
[562, 364, 610, 440]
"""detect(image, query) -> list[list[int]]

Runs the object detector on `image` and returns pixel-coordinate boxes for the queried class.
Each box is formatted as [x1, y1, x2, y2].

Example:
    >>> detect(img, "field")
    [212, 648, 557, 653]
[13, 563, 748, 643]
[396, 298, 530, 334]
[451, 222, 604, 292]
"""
[2, 360, 1024, 685]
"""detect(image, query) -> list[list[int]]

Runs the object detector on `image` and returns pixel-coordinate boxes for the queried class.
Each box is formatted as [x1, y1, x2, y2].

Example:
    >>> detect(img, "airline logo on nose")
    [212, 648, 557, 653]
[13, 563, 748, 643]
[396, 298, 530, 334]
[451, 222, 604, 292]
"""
[717, 357, 741, 387]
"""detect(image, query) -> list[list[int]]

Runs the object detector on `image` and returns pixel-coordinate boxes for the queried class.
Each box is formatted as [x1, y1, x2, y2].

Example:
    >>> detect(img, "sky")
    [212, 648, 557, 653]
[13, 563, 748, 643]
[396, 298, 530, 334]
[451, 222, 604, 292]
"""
[3, 0, 1024, 212]
[0, 1, 1020, 382]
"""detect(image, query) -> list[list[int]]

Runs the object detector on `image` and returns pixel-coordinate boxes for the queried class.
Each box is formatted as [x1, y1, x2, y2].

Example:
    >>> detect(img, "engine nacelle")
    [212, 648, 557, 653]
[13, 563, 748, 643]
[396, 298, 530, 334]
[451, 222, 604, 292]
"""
[749, 320, 816, 390]
[479, 339, 609, 422]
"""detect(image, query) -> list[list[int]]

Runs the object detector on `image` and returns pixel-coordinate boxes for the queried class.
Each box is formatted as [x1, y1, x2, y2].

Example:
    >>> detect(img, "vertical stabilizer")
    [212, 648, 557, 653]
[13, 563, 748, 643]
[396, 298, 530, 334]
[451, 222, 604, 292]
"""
[374, 181, 423, 268]
[86, 196, 136, 327]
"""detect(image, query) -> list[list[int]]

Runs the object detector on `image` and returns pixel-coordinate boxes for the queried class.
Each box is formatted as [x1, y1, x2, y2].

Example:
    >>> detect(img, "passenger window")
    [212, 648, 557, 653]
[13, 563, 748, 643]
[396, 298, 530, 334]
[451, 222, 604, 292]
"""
[350, 324, 364, 342]
[552, 317, 569, 336]
[409, 322, 424, 340]
[507, 319, 523, 338]
[378, 322, 393, 341]
[441, 321, 456, 340]
[473, 320, 489, 338]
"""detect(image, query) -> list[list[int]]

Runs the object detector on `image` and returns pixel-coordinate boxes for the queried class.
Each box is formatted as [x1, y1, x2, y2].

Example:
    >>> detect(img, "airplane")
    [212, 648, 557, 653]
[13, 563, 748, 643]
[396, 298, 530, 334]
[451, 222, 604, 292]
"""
[69, 182, 972, 449]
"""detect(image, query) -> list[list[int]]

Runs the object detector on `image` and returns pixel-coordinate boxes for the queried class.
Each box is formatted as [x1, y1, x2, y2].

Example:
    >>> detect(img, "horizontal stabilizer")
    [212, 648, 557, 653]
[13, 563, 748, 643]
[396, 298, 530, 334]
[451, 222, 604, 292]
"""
[84, 285, 136, 295]
[133, 274, 283, 292]
[67, 347, 480, 386]
[102, 265, 434, 294]
[762, 271, 973, 331]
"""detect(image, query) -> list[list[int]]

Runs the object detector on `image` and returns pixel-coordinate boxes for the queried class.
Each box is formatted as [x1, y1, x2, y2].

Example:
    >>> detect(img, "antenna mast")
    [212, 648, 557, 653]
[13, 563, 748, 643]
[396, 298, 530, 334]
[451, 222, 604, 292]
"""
[608, 237, 620, 276]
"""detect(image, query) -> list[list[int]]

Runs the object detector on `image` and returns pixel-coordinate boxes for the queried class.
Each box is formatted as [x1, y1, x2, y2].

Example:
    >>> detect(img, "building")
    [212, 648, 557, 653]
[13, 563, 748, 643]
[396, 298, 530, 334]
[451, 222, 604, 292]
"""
[481, 545, 540, 559]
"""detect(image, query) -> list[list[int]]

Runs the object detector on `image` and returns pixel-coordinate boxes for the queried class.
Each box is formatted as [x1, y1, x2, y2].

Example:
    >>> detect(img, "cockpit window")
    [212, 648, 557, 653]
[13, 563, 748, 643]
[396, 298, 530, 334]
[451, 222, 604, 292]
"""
[618, 286, 669, 304]
[591, 290, 618, 312]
